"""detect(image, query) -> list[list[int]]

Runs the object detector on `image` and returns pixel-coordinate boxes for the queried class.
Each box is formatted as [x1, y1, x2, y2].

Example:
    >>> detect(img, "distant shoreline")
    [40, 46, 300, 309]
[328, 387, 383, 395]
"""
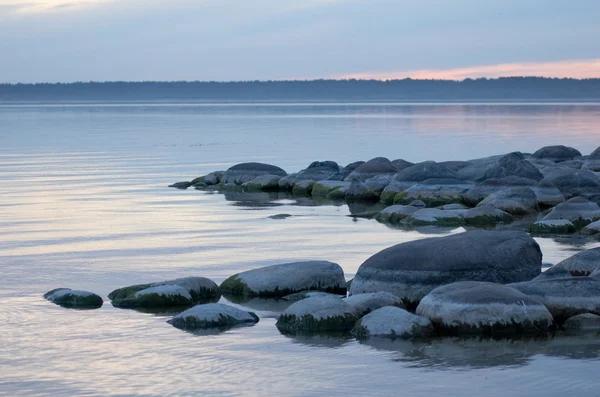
[2, 77, 600, 101]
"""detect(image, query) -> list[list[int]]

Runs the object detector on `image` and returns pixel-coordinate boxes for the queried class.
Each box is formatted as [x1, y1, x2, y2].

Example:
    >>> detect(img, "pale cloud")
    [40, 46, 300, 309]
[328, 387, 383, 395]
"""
[338, 59, 600, 81]
[0, 0, 114, 13]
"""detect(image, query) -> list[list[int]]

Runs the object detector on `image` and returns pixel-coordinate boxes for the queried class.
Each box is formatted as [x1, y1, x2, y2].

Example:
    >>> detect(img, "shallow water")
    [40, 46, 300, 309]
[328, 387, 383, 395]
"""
[1, 102, 600, 397]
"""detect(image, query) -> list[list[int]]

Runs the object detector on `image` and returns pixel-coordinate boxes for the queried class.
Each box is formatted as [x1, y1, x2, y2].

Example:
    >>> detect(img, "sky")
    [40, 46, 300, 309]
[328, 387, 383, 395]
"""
[1, 0, 600, 83]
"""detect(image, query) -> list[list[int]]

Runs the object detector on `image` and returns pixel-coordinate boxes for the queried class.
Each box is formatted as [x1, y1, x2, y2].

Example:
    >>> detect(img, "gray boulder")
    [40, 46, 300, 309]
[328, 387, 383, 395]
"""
[282, 291, 344, 302]
[582, 220, 600, 235]
[376, 204, 419, 223]
[532, 180, 566, 208]
[537, 196, 600, 228]
[462, 176, 537, 206]
[562, 313, 600, 331]
[541, 169, 600, 199]
[291, 180, 314, 196]
[310, 180, 350, 199]
[509, 277, 600, 324]
[276, 296, 358, 334]
[168, 303, 259, 331]
[242, 174, 282, 191]
[532, 145, 582, 162]
[391, 159, 414, 171]
[379, 180, 417, 204]
[191, 171, 223, 186]
[393, 178, 472, 207]
[343, 292, 405, 317]
[589, 146, 600, 159]
[349, 230, 542, 309]
[288, 161, 340, 185]
[401, 208, 466, 227]
[463, 205, 513, 226]
[109, 276, 220, 308]
[552, 248, 600, 276]
[351, 306, 434, 339]
[168, 181, 192, 189]
[328, 161, 365, 181]
[531, 266, 572, 281]
[220, 162, 287, 185]
[220, 261, 347, 298]
[529, 219, 576, 235]
[394, 161, 458, 182]
[363, 174, 394, 195]
[345, 181, 379, 201]
[345, 157, 397, 182]
[416, 281, 554, 336]
[457, 152, 543, 182]
[44, 288, 103, 309]
[477, 187, 539, 215]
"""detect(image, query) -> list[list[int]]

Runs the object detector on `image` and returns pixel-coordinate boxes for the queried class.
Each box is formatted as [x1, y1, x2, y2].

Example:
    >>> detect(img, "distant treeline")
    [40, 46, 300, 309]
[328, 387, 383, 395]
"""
[1, 78, 600, 101]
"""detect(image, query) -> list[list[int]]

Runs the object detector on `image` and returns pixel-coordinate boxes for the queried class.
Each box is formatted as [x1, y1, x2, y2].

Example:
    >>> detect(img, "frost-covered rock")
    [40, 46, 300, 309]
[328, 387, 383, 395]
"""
[109, 276, 220, 308]
[351, 306, 434, 339]
[168, 303, 259, 330]
[343, 292, 405, 317]
[375, 204, 419, 223]
[416, 281, 554, 336]
[44, 288, 103, 309]
[401, 208, 466, 226]
[529, 219, 576, 235]
[349, 230, 542, 309]
[276, 296, 357, 334]
[220, 261, 347, 298]
[537, 196, 600, 228]
[552, 248, 600, 276]
[509, 276, 600, 324]
[220, 162, 287, 185]
[463, 205, 513, 226]
[562, 313, 600, 331]
[242, 174, 282, 191]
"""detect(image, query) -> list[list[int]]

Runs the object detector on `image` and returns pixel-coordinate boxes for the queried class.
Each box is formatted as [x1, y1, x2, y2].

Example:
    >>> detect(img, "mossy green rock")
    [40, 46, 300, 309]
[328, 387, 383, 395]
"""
[44, 288, 103, 309]
[276, 296, 357, 334]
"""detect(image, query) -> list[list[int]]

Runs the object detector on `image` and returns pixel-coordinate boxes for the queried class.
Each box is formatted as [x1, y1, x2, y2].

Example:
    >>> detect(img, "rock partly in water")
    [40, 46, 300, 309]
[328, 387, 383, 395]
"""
[220, 162, 287, 185]
[582, 220, 600, 235]
[351, 306, 434, 339]
[562, 313, 600, 332]
[168, 303, 259, 331]
[168, 181, 192, 189]
[109, 277, 220, 308]
[552, 248, 600, 276]
[375, 204, 419, 223]
[529, 219, 576, 235]
[281, 291, 344, 302]
[509, 277, 600, 324]
[291, 180, 314, 196]
[416, 281, 554, 336]
[345, 157, 397, 182]
[463, 205, 514, 226]
[44, 288, 103, 309]
[537, 196, 600, 229]
[477, 187, 539, 215]
[310, 180, 351, 199]
[343, 292, 405, 317]
[349, 230, 542, 309]
[276, 296, 357, 334]
[242, 174, 282, 191]
[393, 178, 472, 207]
[268, 213, 292, 220]
[532, 180, 566, 208]
[345, 181, 379, 202]
[220, 261, 347, 298]
[401, 208, 466, 226]
[461, 176, 537, 206]
[191, 171, 223, 186]
[328, 161, 365, 181]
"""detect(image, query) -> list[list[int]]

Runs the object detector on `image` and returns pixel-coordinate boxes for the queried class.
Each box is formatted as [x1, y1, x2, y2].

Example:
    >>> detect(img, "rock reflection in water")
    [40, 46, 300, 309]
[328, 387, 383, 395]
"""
[283, 333, 354, 349]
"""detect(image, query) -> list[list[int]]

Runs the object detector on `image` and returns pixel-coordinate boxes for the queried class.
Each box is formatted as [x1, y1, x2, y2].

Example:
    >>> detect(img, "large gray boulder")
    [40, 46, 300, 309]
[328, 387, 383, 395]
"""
[343, 292, 405, 317]
[349, 230, 542, 309]
[532, 145, 582, 162]
[220, 261, 347, 298]
[532, 180, 566, 208]
[509, 277, 600, 324]
[394, 161, 458, 182]
[220, 162, 287, 185]
[109, 277, 220, 308]
[562, 313, 600, 332]
[529, 219, 576, 235]
[401, 208, 466, 227]
[457, 152, 543, 182]
[44, 288, 103, 309]
[351, 306, 434, 339]
[310, 180, 350, 199]
[537, 196, 600, 228]
[345, 181, 379, 201]
[541, 169, 600, 199]
[242, 174, 282, 191]
[552, 248, 600, 276]
[391, 159, 414, 171]
[462, 176, 537, 206]
[327, 161, 365, 181]
[463, 205, 513, 226]
[582, 220, 600, 235]
[276, 296, 357, 334]
[393, 178, 472, 207]
[375, 204, 419, 223]
[477, 187, 539, 215]
[345, 157, 397, 182]
[284, 161, 340, 186]
[191, 171, 224, 187]
[416, 281, 554, 336]
[168, 303, 259, 331]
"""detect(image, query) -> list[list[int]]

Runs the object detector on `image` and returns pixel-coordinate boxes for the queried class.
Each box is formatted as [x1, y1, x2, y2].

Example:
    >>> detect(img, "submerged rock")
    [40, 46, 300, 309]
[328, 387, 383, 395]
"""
[220, 162, 287, 185]
[552, 248, 600, 276]
[343, 292, 405, 317]
[416, 281, 554, 336]
[349, 230, 542, 309]
[276, 296, 357, 334]
[44, 288, 103, 309]
[351, 306, 434, 339]
[168, 303, 259, 331]
[109, 277, 220, 308]
[220, 261, 347, 298]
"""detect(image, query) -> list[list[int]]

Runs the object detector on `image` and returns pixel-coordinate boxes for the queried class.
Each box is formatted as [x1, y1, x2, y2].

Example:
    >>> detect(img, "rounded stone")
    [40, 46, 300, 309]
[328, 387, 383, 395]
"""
[351, 306, 434, 339]
[552, 248, 600, 276]
[343, 292, 405, 317]
[220, 162, 287, 185]
[168, 303, 259, 330]
[562, 313, 600, 331]
[401, 208, 466, 227]
[537, 196, 600, 228]
[375, 204, 419, 223]
[416, 281, 554, 336]
[44, 288, 103, 309]
[532, 145, 582, 162]
[463, 205, 513, 226]
[276, 296, 358, 334]
[349, 230, 542, 309]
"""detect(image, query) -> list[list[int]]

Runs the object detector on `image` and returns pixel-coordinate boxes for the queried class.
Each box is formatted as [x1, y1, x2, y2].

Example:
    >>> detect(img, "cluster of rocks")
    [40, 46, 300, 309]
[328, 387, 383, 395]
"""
[171, 145, 600, 235]
[45, 230, 600, 340]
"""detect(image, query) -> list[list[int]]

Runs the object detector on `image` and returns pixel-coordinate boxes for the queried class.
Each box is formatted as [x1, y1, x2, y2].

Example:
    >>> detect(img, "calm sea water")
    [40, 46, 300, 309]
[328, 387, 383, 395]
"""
[1, 102, 600, 397]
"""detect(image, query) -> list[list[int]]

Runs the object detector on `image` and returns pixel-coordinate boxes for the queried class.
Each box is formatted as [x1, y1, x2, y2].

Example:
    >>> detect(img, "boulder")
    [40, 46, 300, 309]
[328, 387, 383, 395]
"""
[552, 248, 600, 276]
[582, 220, 600, 235]
[242, 174, 282, 191]
[342, 292, 405, 317]
[528, 219, 576, 235]
[393, 178, 472, 207]
[351, 306, 434, 339]
[345, 157, 397, 182]
[277, 174, 297, 190]
[282, 291, 344, 302]
[311, 180, 351, 199]
[109, 276, 220, 308]
[462, 176, 537, 206]
[220, 162, 287, 185]
[541, 169, 600, 199]
[220, 261, 346, 298]
[345, 181, 379, 201]
[394, 161, 458, 182]
[285, 161, 340, 186]
[376, 204, 419, 223]
[531, 266, 572, 281]
[477, 187, 539, 215]
[327, 161, 365, 181]
[562, 313, 600, 331]
[363, 174, 394, 195]
[415, 281, 554, 336]
[590, 146, 600, 159]
[379, 180, 417, 204]
[391, 159, 414, 171]
[168, 181, 192, 189]
[463, 205, 513, 226]
[276, 296, 358, 334]
[401, 208, 465, 227]
[44, 288, 103, 309]
[349, 230, 542, 309]
[409, 200, 427, 208]
[537, 197, 600, 228]
[532, 180, 566, 208]
[191, 171, 223, 186]
[291, 180, 314, 196]
[509, 277, 600, 324]
[168, 303, 259, 331]
[532, 145, 582, 162]
[457, 152, 543, 182]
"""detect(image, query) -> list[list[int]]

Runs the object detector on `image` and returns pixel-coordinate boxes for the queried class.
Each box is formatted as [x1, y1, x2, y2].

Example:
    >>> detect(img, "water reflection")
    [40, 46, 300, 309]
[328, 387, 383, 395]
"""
[283, 333, 354, 349]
